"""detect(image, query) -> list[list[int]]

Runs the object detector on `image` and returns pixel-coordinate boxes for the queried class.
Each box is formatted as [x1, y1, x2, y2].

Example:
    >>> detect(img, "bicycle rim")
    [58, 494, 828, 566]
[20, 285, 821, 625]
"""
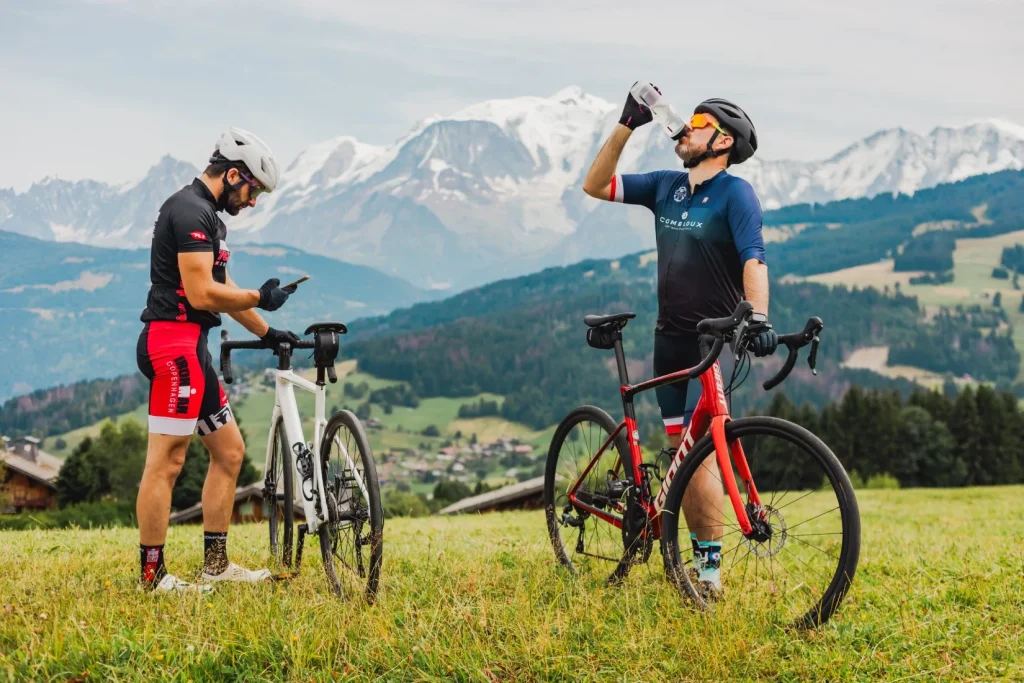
[661, 416, 860, 628]
[319, 411, 383, 602]
[265, 418, 293, 570]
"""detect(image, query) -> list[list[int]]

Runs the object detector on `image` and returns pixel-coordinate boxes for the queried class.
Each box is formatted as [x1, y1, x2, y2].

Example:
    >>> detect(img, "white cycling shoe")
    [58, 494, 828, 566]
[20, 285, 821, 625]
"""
[201, 562, 272, 584]
[147, 573, 214, 594]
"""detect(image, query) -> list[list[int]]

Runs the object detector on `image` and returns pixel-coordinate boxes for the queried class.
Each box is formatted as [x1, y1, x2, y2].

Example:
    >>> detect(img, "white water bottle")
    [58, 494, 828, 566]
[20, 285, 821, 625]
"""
[630, 81, 688, 140]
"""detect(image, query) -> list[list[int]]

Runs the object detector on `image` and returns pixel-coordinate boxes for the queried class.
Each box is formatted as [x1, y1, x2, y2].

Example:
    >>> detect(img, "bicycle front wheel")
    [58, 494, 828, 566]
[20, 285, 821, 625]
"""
[318, 410, 383, 602]
[661, 416, 860, 629]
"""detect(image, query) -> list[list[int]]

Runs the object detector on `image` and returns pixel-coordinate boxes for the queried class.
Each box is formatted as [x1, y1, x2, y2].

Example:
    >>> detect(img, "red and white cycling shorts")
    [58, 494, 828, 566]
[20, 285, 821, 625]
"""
[136, 321, 233, 436]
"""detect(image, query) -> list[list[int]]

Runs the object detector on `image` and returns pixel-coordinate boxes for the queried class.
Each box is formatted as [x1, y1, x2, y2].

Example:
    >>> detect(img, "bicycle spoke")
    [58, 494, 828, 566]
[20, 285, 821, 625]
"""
[784, 506, 840, 533]
[773, 481, 831, 513]
[788, 533, 841, 562]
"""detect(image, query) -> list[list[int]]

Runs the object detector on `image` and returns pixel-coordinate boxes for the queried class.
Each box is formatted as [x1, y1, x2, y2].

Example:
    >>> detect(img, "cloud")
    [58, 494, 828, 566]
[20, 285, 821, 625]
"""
[0, 0, 1022, 190]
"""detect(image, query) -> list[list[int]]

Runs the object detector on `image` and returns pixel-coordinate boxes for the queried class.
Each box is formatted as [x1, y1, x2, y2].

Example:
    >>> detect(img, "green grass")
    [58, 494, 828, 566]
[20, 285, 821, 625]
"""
[1, 487, 1023, 680]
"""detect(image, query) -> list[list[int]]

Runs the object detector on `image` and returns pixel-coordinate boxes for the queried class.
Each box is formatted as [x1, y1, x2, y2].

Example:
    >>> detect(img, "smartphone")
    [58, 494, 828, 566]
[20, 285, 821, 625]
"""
[284, 275, 310, 289]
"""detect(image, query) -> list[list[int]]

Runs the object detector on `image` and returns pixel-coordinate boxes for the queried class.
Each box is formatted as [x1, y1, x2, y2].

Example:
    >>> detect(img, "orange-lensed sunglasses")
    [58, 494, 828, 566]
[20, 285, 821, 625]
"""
[689, 113, 730, 137]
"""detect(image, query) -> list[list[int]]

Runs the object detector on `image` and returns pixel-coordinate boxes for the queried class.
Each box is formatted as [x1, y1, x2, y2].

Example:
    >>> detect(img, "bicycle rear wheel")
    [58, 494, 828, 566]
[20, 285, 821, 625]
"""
[661, 416, 860, 629]
[265, 417, 294, 570]
[318, 410, 383, 602]
[544, 405, 640, 581]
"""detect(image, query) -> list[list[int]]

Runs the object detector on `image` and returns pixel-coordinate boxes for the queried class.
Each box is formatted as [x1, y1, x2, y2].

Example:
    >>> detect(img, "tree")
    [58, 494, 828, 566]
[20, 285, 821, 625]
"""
[422, 425, 441, 437]
[55, 437, 99, 508]
[993, 291, 1003, 308]
[54, 438, 68, 451]
[432, 479, 472, 507]
[893, 405, 963, 487]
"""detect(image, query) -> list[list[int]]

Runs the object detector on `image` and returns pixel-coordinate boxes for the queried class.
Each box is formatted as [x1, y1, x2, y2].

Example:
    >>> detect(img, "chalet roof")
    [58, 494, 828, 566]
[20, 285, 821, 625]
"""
[1, 449, 62, 490]
[436, 476, 544, 515]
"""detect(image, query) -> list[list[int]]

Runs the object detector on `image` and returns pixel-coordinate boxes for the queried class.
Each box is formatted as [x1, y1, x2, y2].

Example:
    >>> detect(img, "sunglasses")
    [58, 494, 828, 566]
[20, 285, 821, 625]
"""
[236, 169, 267, 198]
[688, 113, 730, 138]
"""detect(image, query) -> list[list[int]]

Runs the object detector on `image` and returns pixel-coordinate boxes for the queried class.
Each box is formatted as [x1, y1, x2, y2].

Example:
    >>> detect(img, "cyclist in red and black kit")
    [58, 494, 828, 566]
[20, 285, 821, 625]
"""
[136, 127, 300, 592]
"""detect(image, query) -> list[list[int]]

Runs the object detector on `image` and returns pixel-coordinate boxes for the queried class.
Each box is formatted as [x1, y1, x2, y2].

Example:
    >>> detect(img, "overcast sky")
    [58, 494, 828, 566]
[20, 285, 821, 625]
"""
[1, 0, 1022, 191]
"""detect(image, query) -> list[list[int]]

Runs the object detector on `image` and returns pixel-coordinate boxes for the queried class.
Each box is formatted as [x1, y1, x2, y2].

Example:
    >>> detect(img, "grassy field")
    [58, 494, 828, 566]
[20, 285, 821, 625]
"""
[2, 486, 1023, 681]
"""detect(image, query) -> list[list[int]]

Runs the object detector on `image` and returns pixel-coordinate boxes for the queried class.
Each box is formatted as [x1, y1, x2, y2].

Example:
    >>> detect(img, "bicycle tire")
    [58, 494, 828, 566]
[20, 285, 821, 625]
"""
[265, 417, 294, 569]
[544, 405, 640, 581]
[660, 416, 860, 629]
[318, 410, 384, 602]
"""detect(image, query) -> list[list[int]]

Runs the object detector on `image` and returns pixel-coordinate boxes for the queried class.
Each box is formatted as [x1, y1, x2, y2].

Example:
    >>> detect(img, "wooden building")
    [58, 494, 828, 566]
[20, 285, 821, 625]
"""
[1, 436, 63, 513]
[168, 482, 306, 525]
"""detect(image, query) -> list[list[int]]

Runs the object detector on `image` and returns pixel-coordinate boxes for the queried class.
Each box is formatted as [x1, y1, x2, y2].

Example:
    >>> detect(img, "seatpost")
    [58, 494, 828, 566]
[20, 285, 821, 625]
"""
[613, 335, 629, 385]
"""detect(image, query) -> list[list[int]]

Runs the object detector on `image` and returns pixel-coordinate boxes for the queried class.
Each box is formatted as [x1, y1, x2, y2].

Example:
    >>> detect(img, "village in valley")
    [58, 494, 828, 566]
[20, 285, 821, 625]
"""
[1, 364, 550, 521]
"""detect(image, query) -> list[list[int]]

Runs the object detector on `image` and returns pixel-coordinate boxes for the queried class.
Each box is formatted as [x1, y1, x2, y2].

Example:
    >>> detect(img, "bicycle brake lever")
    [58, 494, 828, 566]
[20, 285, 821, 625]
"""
[808, 336, 819, 375]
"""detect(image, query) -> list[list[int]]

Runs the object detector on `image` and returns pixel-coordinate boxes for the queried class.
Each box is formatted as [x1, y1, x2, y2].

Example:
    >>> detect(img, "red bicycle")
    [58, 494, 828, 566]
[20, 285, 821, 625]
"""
[544, 301, 860, 628]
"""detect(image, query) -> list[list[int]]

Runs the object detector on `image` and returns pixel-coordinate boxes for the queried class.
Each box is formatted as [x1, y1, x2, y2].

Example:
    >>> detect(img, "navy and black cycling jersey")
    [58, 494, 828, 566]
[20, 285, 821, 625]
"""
[140, 179, 231, 328]
[610, 169, 765, 336]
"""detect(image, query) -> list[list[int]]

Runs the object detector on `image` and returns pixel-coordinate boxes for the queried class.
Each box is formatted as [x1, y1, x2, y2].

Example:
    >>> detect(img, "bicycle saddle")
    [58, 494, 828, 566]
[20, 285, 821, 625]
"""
[304, 321, 348, 336]
[583, 312, 636, 328]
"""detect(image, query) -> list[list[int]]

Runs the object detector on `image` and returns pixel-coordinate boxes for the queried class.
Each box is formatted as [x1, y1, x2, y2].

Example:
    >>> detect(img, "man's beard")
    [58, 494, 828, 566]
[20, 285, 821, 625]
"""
[675, 139, 704, 165]
[224, 189, 246, 216]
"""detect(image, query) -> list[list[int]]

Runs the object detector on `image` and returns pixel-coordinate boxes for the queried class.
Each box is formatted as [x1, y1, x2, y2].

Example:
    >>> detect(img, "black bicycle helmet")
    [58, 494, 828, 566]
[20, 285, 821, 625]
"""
[694, 98, 758, 165]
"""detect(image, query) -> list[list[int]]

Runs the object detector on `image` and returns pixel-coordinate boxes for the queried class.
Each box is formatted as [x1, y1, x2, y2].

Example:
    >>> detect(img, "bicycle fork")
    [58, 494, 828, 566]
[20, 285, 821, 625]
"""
[710, 415, 763, 536]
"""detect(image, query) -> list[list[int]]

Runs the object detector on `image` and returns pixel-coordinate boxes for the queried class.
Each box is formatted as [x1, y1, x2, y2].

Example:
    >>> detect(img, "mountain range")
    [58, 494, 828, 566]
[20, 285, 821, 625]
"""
[2, 88, 1023, 289]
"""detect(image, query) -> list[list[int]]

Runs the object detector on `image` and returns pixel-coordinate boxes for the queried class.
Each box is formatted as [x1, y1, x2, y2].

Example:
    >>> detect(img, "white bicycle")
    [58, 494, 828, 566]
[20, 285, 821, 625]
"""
[220, 322, 383, 602]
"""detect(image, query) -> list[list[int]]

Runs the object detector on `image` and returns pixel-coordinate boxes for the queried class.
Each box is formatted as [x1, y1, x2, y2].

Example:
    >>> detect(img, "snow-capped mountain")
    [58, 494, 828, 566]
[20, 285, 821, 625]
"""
[738, 119, 1024, 209]
[0, 156, 200, 247]
[3, 87, 1023, 289]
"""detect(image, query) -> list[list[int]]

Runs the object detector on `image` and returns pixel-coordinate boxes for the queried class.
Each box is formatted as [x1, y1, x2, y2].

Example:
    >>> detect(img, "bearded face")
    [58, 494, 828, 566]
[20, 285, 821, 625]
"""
[224, 187, 249, 216]
[675, 135, 709, 165]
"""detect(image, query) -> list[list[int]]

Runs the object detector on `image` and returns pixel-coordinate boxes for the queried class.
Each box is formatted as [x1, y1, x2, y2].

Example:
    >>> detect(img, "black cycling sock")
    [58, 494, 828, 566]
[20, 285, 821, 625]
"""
[140, 544, 166, 585]
[203, 531, 229, 574]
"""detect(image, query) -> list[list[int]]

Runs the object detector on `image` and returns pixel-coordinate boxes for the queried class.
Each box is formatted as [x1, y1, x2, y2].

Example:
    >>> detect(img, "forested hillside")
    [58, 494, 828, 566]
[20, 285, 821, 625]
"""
[344, 251, 990, 430]
[768, 169, 1024, 275]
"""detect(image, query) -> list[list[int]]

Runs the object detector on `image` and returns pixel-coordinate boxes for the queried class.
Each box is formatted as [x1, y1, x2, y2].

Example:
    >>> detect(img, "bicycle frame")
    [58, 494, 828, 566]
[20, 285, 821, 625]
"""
[266, 367, 329, 534]
[567, 338, 764, 538]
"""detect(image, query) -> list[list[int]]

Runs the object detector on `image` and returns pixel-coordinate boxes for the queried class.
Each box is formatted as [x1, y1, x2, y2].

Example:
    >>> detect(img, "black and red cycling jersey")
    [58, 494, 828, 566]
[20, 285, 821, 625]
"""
[140, 179, 232, 328]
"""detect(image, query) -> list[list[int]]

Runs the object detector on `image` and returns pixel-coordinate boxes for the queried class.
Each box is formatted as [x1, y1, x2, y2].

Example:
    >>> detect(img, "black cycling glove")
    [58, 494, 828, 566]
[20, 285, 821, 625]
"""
[261, 327, 301, 350]
[257, 278, 297, 312]
[750, 325, 779, 358]
[619, 82, 658, 130]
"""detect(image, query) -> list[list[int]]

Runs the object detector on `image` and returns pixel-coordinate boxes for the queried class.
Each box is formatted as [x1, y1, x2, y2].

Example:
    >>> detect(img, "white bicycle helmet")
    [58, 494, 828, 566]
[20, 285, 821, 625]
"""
[211, 127, 280, 192]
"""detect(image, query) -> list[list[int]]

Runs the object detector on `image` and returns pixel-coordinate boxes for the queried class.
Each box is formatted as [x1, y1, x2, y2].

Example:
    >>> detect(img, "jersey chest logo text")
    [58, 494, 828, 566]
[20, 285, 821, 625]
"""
[659, 215, 703, 230]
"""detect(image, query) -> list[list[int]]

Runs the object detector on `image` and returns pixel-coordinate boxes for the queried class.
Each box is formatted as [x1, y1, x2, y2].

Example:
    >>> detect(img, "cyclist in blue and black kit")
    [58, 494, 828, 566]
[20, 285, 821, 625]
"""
[583, 86, 778, 596]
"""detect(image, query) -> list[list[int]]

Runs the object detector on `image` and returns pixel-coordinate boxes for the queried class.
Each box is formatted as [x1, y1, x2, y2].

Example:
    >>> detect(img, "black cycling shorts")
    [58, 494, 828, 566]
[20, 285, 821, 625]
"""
[653, 333, 704, 435]
[136, 322, 234, 437]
